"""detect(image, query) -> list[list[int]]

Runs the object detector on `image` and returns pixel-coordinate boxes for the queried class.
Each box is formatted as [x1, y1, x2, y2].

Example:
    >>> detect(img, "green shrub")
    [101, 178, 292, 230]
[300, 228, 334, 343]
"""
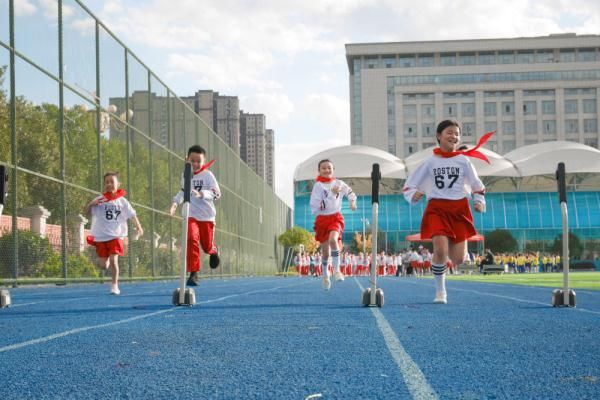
[0, 230, 55, 277]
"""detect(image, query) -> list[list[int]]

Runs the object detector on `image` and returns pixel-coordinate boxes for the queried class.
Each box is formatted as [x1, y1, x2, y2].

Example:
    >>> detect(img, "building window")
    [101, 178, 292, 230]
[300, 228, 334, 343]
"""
[503, 140, 516, 152]
[463, 122, 475, 136]
[584, 119, 597, 133]
[440, 53, 457, 66]
[459, 53, 476, 65]
[577, 48, 597, 62]
[479, 52, 496, 65]
[404, 144, 415, 155]
[524, 120, 537, 135]
[584, 138, 598, 148]
[502, 121, 516, 135]
[484, 121, 497, 133]
[365, 57, 378, 69]
[399, 54, 416, 68]
[502, 102, 514, 115]
[404, 124, 417, 137]
[565, 119, 578, 134]
[421, 104, 435, 118]
[462, 103, 475, 117]
[403, 105, 417, 118]
[523, 101, 537, 115]
[484, 102, 496, 116]
[544, 120, 557, 134]
[444, 103, 457, 117]
[383, 57, 396, 68]
[542, 100, 555, 115]
[422, 123, 435, 136]
[583, 99, 597, 114]
[498, 51, 515, 64]
[536, 49, 554, 63]
[417, 54, 434, 67]
[559, 49, 575, 62]
[516, 51, 534, 64]
[564, 99, 578, 114]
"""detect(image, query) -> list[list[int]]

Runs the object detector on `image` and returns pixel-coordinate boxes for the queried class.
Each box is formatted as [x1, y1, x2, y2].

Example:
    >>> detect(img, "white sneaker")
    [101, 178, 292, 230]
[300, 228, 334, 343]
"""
[433, 291, 447, 304]
[322, 277, 331, 290]
[110, 285, 121, 295]
[334, 271, 345, 282]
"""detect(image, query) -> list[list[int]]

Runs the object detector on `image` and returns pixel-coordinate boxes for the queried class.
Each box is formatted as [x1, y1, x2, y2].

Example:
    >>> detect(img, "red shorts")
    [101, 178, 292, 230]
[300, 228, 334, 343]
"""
[421, 198, 476, 243]
[94, 238, 124, 257]
[314, 213, 345, 243]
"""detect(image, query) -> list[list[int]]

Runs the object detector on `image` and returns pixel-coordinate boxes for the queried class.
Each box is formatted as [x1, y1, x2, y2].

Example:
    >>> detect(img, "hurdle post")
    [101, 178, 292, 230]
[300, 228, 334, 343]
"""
[178, 163, 192, 305]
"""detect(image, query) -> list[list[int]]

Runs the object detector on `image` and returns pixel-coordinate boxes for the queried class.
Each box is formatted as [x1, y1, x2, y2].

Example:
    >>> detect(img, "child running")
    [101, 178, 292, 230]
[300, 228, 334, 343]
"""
[310, 159, 357, 290]
[170, 145, 221, 286]
[85, 172, 143, 295]
[402, 120, 491, 304]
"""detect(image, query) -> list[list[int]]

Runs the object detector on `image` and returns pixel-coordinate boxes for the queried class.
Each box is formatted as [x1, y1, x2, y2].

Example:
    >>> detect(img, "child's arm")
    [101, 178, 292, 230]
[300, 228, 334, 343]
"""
[83, 196, 103, 215]
[309, 183, 325, 214]
[466, 161, 486, 213]
[196, 172, 221, 201]
[131, 215, 144, 239]
[402, 162, 428, 204]
[340, 181, 357, 211]
[170, 177, 185, 216]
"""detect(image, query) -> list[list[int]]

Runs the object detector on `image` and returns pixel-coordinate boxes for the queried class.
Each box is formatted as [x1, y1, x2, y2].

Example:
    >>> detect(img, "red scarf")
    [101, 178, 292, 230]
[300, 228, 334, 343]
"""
[316, 176, 335, 183]
[433, 131, 495, 164]
[102, 188, 126, 201]
[193, 159, 216, 174]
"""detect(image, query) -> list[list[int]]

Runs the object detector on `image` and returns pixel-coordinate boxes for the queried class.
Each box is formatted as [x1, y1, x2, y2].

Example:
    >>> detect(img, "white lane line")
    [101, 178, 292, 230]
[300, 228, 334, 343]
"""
[354, 278, 438, 400]
[385, 278, 600, 316]
[0, 280, 310, 353]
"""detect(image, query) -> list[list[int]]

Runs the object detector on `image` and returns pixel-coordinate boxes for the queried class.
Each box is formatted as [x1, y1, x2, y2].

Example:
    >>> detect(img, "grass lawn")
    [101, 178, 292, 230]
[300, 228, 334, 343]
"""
[447, 271, 600, 291]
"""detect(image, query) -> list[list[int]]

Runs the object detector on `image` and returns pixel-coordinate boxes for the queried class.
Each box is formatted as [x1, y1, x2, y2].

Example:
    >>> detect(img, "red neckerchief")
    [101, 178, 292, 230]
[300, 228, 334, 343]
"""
[193, 159, 216, 174]
[316, 176, 335, 183]
[433, 131, 495, 164]
[102, 188, 126, 201]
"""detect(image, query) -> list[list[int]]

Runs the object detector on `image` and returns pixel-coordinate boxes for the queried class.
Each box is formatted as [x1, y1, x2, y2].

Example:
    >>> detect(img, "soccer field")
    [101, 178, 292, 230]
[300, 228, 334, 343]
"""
[448, 271, 600, 291]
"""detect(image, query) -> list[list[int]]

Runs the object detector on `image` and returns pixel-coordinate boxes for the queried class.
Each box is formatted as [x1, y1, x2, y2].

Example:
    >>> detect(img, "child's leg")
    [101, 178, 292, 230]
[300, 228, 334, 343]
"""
[187, 219, 202, 273]
[321, 242, 330, 277]
[327, 231, 341, 274]
[108, 254, 119, 286]
[96, 257, 109, 270]
[198, 221, 220, 268]
[432, 235, 450, 297]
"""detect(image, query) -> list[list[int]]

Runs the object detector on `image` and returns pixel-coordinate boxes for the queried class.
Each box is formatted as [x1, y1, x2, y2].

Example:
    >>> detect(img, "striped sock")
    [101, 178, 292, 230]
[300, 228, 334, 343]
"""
[431, 262, 447, 293]
[331, 249, 340, 273]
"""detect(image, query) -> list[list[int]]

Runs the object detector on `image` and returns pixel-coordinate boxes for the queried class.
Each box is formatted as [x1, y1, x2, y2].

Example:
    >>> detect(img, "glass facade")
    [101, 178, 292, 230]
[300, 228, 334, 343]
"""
[294, 191, 600, 252]
[0, 0, 290, 282]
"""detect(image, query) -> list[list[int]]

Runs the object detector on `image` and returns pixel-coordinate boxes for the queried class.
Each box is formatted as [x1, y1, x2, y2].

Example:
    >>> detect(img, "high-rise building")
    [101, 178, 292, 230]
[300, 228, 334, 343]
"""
[240, 112, 266, 179]
[346, 33, 600, 157]
[265, 129, 275, 188]
[181, 90, 241, 154]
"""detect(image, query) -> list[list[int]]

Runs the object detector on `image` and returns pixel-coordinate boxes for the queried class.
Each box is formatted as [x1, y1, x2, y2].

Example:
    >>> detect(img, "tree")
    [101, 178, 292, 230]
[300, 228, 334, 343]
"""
[351, 231, 372, 254]
[484, 229, 518, 253]
[552, 232, 583, 259]
[278, 226, 314, 252]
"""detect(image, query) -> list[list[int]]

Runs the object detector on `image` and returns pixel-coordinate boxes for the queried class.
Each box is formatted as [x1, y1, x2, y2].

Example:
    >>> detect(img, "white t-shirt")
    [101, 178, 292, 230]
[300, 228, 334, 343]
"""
[310, 179, 357, 216]
[90, 196, 136, 242]
[403, 154, 486, 210]
[173, 169, 221, 222]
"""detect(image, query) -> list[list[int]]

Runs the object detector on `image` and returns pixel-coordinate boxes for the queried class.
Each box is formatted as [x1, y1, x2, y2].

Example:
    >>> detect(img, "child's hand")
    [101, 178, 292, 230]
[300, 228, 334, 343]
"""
[169, 203, 178, 216]
[134, 226, 144, 240]
[331, 185, 341, 195]
[192, 189, 204, 198]
[474, 202, 484, 213]
[349, 201, 357, 211]
[412, 192, 424, 202]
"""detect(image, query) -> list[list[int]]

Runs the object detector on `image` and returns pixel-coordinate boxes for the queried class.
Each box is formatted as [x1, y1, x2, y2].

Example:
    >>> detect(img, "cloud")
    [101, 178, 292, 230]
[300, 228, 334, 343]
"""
[240, 93, 294, 126]
[302, 93, 350, 143]
[14, 0, 36, 16]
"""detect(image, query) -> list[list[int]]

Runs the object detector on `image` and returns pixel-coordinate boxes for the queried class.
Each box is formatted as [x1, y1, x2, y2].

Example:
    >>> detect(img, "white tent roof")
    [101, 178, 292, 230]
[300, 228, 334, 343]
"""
[293, 142, 600, 182]
[293, 145, 407, 181]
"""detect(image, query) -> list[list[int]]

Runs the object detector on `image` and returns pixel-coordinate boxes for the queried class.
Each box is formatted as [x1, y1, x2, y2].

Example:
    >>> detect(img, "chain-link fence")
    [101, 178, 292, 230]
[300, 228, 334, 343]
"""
[0, 0, 291, 284]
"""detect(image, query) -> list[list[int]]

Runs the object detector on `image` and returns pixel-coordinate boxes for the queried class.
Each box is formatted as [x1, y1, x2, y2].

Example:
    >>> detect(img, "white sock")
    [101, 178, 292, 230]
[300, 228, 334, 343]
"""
[431, 263, 447, 293]
[331, 249, 340, 273]
[322, 262, 330, 278]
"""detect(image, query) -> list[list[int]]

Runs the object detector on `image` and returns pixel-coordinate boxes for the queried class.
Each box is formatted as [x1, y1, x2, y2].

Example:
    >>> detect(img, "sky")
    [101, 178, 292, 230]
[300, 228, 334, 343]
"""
[17, 0, 600, 206]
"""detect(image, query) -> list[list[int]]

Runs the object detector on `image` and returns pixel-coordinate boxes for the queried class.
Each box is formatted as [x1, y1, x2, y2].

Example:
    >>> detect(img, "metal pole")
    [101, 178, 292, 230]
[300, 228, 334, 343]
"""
[178, 163, 192, 304]
[369, 163, 381, 306]
[556, 162, 570, 306]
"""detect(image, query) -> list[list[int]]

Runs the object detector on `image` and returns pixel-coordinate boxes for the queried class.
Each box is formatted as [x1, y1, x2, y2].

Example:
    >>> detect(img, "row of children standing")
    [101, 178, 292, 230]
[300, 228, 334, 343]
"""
[85, 145, 220, 295]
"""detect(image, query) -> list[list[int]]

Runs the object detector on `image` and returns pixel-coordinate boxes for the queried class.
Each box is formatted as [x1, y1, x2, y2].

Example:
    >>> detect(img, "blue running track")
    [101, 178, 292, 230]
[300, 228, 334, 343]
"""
[1, 277, 599, 399]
